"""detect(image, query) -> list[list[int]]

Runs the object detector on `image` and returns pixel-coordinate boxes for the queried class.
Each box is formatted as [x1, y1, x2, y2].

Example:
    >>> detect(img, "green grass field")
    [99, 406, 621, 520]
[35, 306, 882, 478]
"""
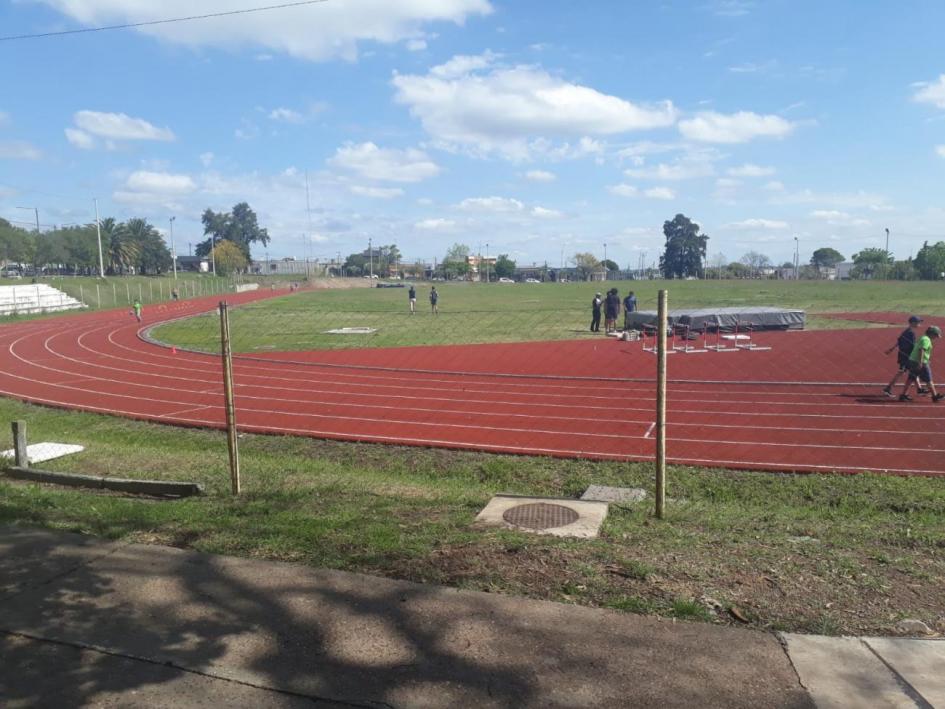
[152, 278, 945, 353]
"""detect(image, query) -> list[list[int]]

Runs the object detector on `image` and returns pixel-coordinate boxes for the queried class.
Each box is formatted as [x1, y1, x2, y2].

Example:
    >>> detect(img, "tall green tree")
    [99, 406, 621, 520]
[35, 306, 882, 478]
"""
[913, 241, 945, 280]
[659, 214, 708, 279]
[572, 252, 600, 281]
[212, 240, 249, 276]
[810, 247, 844, 270]
[493, 254, 516, 278]
[601, 259, 619, 273]
[120, 218, 172, 274]
[198, 202, 270, 260]
[0, 219, 35, 264]
[443, 243, 471, 279]
[851, 247, 894, 279]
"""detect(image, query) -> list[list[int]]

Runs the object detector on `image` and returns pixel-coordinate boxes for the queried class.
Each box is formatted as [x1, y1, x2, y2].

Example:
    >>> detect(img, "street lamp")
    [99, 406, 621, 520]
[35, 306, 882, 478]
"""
[603, 242, 608, 281]
[92, 199, 105, 277]
[793, 236, 799, 280]
[368, 237, 373, 278]
[169, 216, 177, 280]
[210, 233, 216, 276]
[485, 242, 489, 283]
[884, 227, 890, 280]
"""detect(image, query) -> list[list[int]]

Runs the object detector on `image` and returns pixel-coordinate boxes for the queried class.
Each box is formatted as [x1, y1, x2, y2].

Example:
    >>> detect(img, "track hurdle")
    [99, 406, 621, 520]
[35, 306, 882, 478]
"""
[672, 324, 707, 353]
[706, 323, 738, 352]
[642, 325, 675, 354]
[735, 322, 772, 351]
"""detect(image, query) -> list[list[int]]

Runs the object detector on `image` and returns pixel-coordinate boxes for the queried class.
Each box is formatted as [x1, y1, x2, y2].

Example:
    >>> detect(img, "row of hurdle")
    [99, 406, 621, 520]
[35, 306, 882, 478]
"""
[640, 322, 772, 354]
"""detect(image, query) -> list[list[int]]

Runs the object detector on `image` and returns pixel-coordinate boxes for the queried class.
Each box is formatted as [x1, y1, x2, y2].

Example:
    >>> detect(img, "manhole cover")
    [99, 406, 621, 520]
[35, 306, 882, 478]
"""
[502, 503, 579, 530]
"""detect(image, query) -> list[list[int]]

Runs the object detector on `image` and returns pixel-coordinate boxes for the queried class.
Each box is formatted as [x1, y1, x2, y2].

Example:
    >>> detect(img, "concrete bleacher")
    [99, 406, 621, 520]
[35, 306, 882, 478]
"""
[0, 284, 85, 316]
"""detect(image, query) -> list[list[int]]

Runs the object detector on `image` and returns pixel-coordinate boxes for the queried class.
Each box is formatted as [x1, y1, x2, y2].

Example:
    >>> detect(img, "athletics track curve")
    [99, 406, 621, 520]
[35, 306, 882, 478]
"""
[0, 289, 942, 477]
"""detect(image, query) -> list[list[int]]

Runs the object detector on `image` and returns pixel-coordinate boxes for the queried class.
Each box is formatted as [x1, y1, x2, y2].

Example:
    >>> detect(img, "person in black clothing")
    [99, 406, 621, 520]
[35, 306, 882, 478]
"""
[604, 288, 620, 333]
[884, 315, 926, 396]
[590, 292, 602, 332]
[623, 290, 637, 331]
[408, 285, 416, 313]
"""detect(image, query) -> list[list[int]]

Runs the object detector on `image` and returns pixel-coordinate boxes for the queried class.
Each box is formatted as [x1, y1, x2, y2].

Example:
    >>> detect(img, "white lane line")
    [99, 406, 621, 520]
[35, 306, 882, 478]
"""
[157, 404, 215, 419]
[644, 422, 656, 439]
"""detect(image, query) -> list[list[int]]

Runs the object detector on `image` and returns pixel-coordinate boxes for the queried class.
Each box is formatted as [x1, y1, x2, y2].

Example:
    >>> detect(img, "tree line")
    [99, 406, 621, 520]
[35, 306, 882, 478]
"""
[0, 202, 271, 277]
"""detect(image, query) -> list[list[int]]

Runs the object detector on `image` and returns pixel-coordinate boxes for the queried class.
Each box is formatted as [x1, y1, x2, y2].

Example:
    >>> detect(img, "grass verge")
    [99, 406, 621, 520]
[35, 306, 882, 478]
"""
[0, 397, 942, 636]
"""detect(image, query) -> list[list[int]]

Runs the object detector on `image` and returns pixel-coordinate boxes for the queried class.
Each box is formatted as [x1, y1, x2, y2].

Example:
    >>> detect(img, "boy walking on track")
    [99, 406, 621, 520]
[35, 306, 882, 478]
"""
[899, 325, 942, 402]
[884, 315, 924, 397]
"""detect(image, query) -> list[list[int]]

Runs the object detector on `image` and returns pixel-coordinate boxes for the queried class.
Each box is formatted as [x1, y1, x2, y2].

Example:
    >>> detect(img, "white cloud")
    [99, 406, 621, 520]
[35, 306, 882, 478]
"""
[329, 142, 440, 182]
[763, 180, 785, 192]
[65, 128, 95, 150]
[623, 160, 714, 180]
[727, 163, 775, 177]
[0, 141, 42, 160]
[525, 169, 556, 182]
[643, 186, 675, 200]
[713, 0, 754, 16]
[415, 218, 455, 230]
[405, 38, 428, 51]
[73, 110, 174, 141]
[725, 218, 788, 230]
[36, 0, 492, 62]
[809, 209, 870, 226]
[531, 206, 563, 219]
[607, 183, 639, 197]
[936, 145, 945, 158]
[268, 107, 305, 123]
[199, 152, 215, 167]
[913, 75, 945, 109]
[126, 171, 197, 194]
[457, 196, 524, 212]
[349, 185, 404, 199]
[392, 52, 677, 159]
[678, 111, 794, 143]
[0, 111, 9, 127]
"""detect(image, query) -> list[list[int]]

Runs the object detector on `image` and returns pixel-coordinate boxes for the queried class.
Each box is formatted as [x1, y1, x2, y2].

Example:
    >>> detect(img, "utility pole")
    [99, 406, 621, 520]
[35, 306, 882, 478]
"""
[169, 216, 177, 280]
[369, 237, 373, 278]
[485, 242, 489, 283]
[794, 236, 799, 281]
[884, 227, 890, 280]
[603, 242, 608, 281]
[211, 234, 216, 276]
[93, 199, 105, 278]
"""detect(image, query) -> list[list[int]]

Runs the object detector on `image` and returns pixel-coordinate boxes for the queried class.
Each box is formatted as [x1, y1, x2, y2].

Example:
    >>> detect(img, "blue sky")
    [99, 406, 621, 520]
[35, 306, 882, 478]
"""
[1, 0, 943, 268]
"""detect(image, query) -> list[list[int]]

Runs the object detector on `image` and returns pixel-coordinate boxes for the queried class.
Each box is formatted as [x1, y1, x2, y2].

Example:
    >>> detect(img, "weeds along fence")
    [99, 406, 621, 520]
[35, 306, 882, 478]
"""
[147, 282, 945, 502]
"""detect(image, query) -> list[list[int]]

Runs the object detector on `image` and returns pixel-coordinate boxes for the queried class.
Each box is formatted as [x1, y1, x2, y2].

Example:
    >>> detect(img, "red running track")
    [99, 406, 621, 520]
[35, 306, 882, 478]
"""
[0, 293, 942, 477]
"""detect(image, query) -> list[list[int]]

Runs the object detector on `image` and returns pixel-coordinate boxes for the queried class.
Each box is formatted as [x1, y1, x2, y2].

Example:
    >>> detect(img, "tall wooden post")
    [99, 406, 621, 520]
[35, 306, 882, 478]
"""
[12, 420, 28, 467]
[655, 289, 668, 519]
[219, 302, 241, 495]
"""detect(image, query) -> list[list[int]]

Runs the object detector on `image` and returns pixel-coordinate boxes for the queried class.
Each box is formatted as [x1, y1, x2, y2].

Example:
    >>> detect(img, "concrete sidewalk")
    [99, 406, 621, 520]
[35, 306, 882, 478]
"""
[0, 527, 939, 708]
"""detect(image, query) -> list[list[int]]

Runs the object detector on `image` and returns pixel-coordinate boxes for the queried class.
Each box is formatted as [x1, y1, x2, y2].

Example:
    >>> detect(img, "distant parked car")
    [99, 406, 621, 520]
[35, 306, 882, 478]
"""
[525, 278, 540, 283]
[498, 277, 515, 283]
[2, 269, 22, 279]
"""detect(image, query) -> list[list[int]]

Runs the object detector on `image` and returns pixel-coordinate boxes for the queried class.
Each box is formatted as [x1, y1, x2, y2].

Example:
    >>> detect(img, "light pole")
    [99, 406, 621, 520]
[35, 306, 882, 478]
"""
[15, 206, 40, 235]
[92, 199, 105, 277]
[485, 242, 489, 283]
[169, 216, 177, 280]
[368, 237, 373, 278]
[884, 227, 890, 280]
[794, 236, 799, 280]
[603, 242, 608, 280]
[210, 234, 216, 276]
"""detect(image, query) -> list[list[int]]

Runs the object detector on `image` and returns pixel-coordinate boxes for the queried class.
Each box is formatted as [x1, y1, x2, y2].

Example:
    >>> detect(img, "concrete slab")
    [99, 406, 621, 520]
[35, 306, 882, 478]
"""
[0, 634, 325, 709]
[0, 526, 124, 601]
[0, 442, 84, 464]
[581, 485, 647, 503]
[0, 528, 812, 708]
[474, 494, 608, 538]
[781, 634, 917, 709]
[864, 637, 945, 708]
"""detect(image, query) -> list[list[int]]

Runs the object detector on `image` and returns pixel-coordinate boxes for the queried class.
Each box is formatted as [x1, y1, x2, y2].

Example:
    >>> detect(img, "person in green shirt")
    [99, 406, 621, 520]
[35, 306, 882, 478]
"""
[132, 298, 142, 323]
[899, 325, 942, 402]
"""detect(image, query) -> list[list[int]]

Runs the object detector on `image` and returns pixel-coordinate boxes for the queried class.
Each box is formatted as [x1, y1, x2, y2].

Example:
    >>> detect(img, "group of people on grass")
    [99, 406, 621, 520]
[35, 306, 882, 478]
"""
[885, 315, 942, 403]
[407, 285, 437, 315]
[591, 288, 636, 333]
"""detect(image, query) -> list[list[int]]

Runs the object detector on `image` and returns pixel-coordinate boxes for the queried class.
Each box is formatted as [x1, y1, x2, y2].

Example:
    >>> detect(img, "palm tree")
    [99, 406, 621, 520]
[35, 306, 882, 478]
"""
[106, 220, 140, 275]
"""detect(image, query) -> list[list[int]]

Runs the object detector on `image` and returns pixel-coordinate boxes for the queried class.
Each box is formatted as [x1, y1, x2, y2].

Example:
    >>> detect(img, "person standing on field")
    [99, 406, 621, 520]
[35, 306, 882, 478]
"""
[899, 325, 942, 402]
[623, 290, 637, 331]
[590, 292, 602, 332]
[884, 315, 925, 397]
[604, 287, 620, 333]
[429, 286, 438, 315]
[408, 284, 416, 314]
